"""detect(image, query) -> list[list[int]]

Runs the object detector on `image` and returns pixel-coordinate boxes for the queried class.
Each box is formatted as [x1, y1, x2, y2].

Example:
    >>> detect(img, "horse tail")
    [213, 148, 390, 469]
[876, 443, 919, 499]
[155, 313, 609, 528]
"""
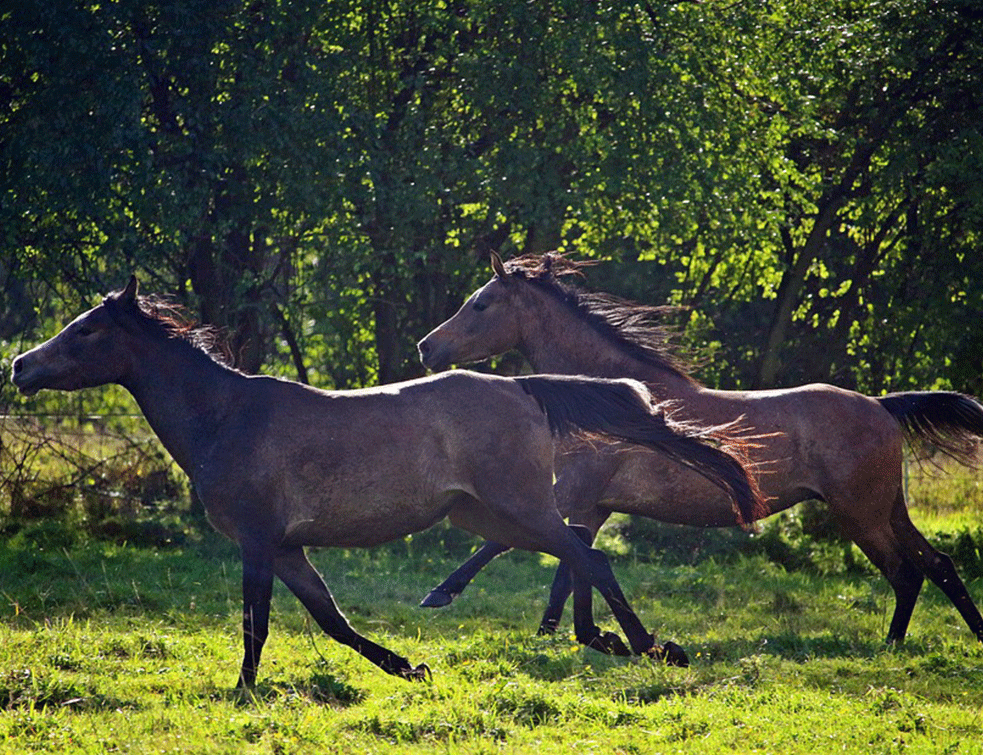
[877, 391, 983, 466]
[515, 375, 767, 528]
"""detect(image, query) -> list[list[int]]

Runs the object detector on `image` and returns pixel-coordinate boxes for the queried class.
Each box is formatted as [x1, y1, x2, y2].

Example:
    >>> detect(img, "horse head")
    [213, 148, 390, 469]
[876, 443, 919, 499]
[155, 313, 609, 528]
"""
[12, 276, 141, 395]
[418, 254, 526, 371]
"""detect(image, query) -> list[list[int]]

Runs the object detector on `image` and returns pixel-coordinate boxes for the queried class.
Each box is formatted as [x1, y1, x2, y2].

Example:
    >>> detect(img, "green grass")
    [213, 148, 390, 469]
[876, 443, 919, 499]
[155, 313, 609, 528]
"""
[1, 517, 983, 754]
[0, 455, 981, 753]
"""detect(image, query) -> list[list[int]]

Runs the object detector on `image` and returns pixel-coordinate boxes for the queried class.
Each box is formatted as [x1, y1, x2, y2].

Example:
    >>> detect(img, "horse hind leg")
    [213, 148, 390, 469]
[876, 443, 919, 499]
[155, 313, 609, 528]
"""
[890, 491, 983, 643]
[450, 489, 687, 665]
[561, 524, 628, 654]
[565, 537, 689, 666]
[836, 511, 924, 645]
[540, 523, 597, 636]
[539, 507, 615, 635]
[550, 524, 689, 665]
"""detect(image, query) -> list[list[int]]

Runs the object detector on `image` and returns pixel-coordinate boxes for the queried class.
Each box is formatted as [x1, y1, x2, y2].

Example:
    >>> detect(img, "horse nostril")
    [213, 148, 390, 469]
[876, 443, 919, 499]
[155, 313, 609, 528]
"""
[12, 357, 23, 375]
[418, 340, 431, 358]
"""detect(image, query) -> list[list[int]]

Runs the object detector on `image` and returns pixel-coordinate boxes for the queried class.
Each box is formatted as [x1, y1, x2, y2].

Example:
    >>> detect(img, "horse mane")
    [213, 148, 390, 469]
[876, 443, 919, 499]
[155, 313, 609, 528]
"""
[103, 287, 235, 366]
[502, 253, 697, 383]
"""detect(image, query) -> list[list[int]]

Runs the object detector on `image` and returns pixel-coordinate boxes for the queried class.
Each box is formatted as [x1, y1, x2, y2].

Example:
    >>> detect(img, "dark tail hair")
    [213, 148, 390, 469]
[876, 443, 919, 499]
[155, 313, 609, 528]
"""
[877, 391, 983, 466]
[515, 375, 767, 528]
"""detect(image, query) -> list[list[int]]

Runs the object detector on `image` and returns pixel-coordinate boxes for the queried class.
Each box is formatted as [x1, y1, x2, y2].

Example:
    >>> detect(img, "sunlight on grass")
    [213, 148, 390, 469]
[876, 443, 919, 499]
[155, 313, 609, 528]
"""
[0, 456, 982, 752]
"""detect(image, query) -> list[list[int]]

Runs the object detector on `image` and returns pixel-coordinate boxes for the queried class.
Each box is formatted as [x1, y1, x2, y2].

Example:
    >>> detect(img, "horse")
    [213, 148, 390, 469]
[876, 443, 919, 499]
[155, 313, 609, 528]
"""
[417, 252, 983, 648]
[10, 276, 766, 686]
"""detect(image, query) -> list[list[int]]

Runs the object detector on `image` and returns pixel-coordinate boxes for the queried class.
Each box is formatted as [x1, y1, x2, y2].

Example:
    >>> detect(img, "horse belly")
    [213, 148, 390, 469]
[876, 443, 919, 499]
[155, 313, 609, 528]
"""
[278, 459, 458, 549]
[281, 505, 446, 548]
[598, 452, 741, 527]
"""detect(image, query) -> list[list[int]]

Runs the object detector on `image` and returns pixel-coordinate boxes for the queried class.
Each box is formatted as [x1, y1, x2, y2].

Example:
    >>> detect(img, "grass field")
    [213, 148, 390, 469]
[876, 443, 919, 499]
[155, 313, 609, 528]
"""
[0, 461, 982, 753]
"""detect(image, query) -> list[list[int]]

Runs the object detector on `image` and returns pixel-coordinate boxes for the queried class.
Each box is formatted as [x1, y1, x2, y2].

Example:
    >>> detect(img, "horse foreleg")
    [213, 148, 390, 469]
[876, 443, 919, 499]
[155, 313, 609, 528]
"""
[238, 542, 275, 688]
[419, 541, 511, 608]
[539, 563, 572, 635]
[273, 547, 430, 681]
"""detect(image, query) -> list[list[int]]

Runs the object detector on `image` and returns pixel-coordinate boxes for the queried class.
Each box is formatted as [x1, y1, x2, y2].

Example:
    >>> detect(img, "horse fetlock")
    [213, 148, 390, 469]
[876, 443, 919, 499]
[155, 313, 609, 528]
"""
[537, 618, 560, 636]
[399, 663, 432, 682]
[383, 653, 432, 682]
[646, 641, 689, 667]
[236, 667, 258, 690]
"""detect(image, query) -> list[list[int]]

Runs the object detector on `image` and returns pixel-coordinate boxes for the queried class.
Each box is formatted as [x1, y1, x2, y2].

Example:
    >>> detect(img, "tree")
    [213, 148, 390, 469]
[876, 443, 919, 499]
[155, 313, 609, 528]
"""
[570, 0, 983, 393]
[3, 0, 982, 394]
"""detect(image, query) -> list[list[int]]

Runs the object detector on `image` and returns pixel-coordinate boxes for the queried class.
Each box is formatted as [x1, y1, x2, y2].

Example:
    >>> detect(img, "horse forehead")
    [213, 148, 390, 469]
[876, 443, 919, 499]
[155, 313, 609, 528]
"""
[469, 279, 497, 304]
[70, 305, 104, 326]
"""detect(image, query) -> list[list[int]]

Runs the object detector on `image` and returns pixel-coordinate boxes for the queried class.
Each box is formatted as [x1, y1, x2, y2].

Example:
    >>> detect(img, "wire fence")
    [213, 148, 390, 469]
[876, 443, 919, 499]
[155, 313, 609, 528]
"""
[4, 409, 981, 512]
[1, 410, 186, 529]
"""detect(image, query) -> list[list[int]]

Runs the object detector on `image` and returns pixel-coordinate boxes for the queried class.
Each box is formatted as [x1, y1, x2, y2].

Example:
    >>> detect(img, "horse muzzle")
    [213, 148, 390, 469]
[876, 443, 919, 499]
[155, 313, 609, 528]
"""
[11, 353, 44, 396]
[417, 338, 451, 372]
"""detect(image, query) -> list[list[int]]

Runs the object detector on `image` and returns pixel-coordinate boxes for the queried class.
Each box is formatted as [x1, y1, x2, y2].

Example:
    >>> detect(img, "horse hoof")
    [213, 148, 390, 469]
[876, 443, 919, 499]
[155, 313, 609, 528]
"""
[647, 641, 689, 667]
[537, 620, 560, 636]
[585, 631, 632, 657]
[419, 588, 454, 608]
[401, 663, 432, 682]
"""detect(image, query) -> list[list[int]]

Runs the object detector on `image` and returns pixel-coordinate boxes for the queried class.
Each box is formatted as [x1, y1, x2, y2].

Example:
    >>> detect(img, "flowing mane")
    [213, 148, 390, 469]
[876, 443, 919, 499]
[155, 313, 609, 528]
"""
[103, 287, 234, 366]
[502, 253, 696, 384]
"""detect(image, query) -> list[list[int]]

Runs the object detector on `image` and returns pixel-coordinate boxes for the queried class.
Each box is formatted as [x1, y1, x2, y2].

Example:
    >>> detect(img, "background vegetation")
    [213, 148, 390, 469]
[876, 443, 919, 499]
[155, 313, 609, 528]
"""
[2, 3, 983, 750]
[2, 0, 982, 398]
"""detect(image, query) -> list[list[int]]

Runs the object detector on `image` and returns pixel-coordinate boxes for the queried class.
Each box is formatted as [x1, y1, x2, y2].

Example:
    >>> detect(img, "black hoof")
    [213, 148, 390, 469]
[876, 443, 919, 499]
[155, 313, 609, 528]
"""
[647, 641, 689, 667]
[419, 588, 454, 608]
[236, 670, 256, 690]
[584, 630, 632, 657]
[400, 663, 432, 682]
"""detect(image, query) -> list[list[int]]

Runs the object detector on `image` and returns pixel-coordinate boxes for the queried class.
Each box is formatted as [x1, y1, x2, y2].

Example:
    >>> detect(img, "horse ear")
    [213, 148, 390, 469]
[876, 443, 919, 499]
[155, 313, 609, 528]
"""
[120, 275, 139, 305]
[490, 252, 508, 281]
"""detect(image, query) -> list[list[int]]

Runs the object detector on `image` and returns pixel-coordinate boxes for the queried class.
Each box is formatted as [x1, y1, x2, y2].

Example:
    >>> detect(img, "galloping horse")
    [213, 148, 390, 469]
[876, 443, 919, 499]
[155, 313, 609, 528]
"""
[10, 277, 764, 685]
[418, 253, 983, 647]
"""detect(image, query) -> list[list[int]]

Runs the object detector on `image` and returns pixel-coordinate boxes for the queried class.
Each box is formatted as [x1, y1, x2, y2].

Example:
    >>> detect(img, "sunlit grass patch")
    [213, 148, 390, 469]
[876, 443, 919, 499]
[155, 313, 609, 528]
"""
[0, 461, 982, 752]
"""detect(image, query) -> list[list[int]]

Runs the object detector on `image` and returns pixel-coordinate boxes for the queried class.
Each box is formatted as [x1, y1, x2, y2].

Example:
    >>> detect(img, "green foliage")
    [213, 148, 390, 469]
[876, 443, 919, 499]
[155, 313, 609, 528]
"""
[3, 0, 981, 391]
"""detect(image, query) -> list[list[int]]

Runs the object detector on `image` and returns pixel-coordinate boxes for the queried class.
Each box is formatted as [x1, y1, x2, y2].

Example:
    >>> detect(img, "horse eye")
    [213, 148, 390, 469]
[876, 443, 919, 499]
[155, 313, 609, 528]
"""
[473, 301, 488, 313]
[77, 326, 95, 337]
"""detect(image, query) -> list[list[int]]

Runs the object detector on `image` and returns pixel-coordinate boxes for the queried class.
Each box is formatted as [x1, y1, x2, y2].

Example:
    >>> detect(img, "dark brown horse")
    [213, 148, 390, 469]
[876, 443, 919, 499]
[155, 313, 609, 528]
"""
[10, 277, 765, 685]
[418, 253, 983, 647]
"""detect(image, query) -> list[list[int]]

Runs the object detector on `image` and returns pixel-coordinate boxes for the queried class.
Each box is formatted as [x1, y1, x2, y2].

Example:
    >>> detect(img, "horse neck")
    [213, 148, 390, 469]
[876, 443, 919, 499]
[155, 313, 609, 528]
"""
[122, 337, 241, 475]
[516, 287, 700, 402]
